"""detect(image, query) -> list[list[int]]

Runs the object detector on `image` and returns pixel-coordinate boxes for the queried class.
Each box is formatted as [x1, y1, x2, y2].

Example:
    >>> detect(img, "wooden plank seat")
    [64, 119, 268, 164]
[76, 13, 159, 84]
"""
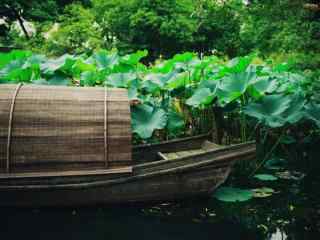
[157, 140, 222, 160]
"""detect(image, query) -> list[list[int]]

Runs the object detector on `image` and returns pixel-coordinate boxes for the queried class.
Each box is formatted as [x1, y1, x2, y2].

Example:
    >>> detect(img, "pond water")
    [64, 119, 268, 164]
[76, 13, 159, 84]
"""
[1, 174, 319, 240]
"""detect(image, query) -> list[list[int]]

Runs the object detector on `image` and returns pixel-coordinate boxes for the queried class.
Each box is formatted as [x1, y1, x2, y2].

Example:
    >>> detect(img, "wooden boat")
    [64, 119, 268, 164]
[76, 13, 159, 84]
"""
[0, 84, 256, 206]
[0, 134, 255, 207]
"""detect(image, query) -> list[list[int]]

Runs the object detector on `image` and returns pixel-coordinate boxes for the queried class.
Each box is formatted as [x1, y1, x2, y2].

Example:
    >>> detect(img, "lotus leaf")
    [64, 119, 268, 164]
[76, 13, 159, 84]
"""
[131, 104, 167, 139]
[214, 187, 253, 202]
[186, 88, 214, 107]
[107, 73, 136, 88]
[254, 174, 278, 181]
[252, 187, 275, 198]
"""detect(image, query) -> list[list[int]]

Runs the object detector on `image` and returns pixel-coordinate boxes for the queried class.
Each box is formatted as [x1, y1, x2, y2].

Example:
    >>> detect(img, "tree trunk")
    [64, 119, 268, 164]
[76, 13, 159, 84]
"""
[10, 7, 30, 39]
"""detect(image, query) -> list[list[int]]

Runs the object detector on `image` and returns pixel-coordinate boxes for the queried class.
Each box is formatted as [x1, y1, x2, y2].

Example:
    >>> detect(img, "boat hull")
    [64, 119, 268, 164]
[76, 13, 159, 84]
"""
[0, 164, 230, 207]
[0, 137, 256, 207]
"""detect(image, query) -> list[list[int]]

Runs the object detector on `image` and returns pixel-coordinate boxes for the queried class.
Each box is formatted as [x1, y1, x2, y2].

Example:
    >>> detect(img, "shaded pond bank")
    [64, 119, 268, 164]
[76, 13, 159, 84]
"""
[0, 174, 319, 240]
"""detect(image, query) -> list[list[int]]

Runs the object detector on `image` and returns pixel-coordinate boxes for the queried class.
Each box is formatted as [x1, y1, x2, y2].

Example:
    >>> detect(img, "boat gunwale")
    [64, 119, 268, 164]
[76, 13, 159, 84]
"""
[135, 141, 255, 170]
[0, 143, 255, 190]
[133, 133, 211, 151]
[0, 139, 255, 181]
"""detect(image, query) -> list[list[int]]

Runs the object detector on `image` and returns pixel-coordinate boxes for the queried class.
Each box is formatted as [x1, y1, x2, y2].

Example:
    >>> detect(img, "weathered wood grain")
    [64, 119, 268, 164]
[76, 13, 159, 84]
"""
[0, 84, 132, 173]
[0, 138, 256, 206]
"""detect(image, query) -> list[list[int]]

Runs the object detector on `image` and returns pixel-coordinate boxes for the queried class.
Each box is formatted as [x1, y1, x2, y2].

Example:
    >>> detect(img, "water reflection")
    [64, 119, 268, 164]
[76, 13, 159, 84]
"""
[0, 175, 319, 240]
[0, 206, 256, 240]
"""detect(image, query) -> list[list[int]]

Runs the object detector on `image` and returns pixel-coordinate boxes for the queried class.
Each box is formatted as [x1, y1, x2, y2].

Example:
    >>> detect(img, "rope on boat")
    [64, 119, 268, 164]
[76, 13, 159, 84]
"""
[7, 83, 23, 173]
[104, 83, 108, 168]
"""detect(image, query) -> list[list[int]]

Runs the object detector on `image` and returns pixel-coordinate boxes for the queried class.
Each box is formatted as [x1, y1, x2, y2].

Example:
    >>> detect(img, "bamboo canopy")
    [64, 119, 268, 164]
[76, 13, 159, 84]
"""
[0, 84, 132, 173]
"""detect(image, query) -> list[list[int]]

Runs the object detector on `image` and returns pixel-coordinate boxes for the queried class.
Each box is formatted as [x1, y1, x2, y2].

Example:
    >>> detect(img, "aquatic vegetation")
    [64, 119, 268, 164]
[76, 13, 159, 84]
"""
[1, 49, 319, 145]
[253, 174, 278, 181]
[214, 187, 253, 202]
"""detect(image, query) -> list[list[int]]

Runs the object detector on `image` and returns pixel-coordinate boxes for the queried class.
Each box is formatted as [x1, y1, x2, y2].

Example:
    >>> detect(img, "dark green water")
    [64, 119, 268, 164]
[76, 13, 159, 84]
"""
[1, 175, 319, 240]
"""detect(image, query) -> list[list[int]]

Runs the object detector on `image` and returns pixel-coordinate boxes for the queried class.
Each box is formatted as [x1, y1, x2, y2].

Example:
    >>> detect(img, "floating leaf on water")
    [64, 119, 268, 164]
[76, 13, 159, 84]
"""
[276, 171, 306, 181]
[264, 157, 286, 170]
[214, 187, 253, 202]
[252, 187, 275, 198]
[254, 174, 278, 181]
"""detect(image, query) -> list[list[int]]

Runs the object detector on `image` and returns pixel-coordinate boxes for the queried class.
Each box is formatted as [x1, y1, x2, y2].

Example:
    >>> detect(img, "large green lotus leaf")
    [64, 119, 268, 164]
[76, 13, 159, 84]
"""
[214, 187, 253, 202]
[142, 80, 160, 94]
[31, 79, 50, 85]
[198, 78, 218, 92]
[0, 50, 32, 69]
[172, 52, 195, 63]
[40, 54, 75, 74]
[71, 59, 96, 78]
[244, 94, 305, 127]
[219, 69, 257, 93]
[47, 75, 71, 86]
[23, 54, 46, 67]
[151, 60, 175, 74]
[131, 104, 167, 139]
[249, 76, 278, 98]
[186, 88, 214, 107]
[165, 72, 190, 90]
[127, 79, 142, 100]
[92, 50, 119, 70]
[128, 78, 141, 89]
[227, 55, 254, 73]
[120, 50, 148, 66]
[153, 53, 196, 73]
[175, 58, 200, 71]
[80, 71, 97, 86]
[254, 174, 278, 181]
[273, 62, 291, 72]
[142, 72, 175, 93]
[112, 62, 136, 73]
[217, 69, 257, 105]
[107, 73, 136, 88]
[216, 55, 254, 78]
[167, 110, 185, 134]
[243, 94, 292, 127]
[281, 93, 305, 124]
[128, 87, 139, 100]
[0, 59, 24, 77]
[304, 103, 320, 128]
[216, 88, 242, 107]
[273, 73, 306, 94]
[0, 58, 39, 83]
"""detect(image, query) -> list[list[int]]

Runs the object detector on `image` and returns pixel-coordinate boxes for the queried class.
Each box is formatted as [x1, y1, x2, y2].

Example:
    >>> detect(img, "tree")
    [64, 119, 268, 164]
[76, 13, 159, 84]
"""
[0, 0, 91, 38]
[239, 0, 320, 55]
[43, 4, 102, 56]
[93, 0, 241, 59]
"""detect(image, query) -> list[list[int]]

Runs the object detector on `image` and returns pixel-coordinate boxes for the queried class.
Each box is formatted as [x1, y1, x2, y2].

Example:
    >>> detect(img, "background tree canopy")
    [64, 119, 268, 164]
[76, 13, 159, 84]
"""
[93, 0, 241, 59]
[0, 0, 319, 66]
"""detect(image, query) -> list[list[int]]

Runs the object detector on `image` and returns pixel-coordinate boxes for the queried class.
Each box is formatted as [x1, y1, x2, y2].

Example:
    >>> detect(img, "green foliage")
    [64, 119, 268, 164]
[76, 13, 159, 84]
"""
[239, 0, 320, 56]
[253, 174, 278, 181]
[0, 49, 319, 141]
[131, 104, 167, 139]
[93, 0, 241, 59]
[214, 187, 253, 202]
[251, 187, 275, 198]
[43, 4, 102, 56]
